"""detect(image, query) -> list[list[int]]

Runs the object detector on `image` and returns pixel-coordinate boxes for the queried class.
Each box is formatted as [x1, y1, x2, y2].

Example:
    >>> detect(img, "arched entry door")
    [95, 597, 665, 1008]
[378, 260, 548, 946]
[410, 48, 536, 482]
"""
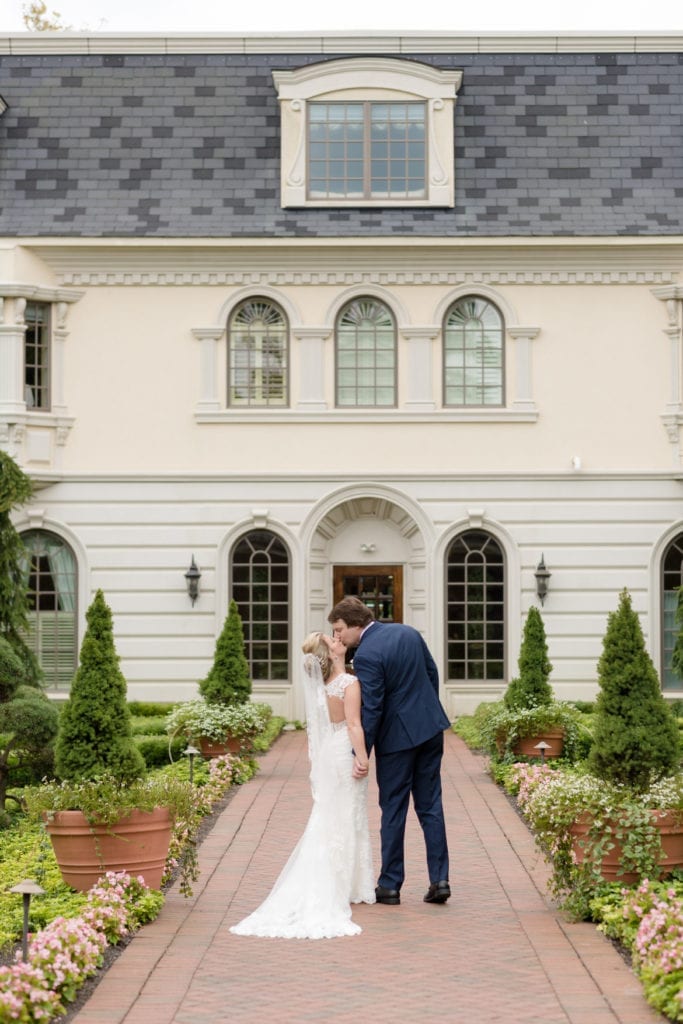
[333, 565, 403, 623]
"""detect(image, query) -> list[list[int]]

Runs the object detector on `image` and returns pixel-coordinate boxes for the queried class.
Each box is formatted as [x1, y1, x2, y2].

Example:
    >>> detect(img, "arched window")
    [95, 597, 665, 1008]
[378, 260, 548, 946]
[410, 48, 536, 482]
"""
[231, 530, 290, 681]
[21, 529, 77, 691]
[662, 534, 683, 690]
[228, 298, 288, 407]
[443, 296, 504, 407]
[336, 297, 396, 407]
[446, 530, 505, 681]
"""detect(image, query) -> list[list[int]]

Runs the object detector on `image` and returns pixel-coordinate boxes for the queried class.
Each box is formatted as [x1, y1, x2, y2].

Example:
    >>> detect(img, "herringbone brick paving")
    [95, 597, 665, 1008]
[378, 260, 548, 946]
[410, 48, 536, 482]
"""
[72, 731, 665, 1024]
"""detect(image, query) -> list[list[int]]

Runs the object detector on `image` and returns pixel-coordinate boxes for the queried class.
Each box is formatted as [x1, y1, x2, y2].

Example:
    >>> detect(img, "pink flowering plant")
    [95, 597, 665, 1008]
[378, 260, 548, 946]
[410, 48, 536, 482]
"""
[28, 915, 106, 1004]
[592, 878, 683, 1022]
[160, 753, 242, 895]
[83, 871, 163, 944]
[0, 961, 61, 1024]
[508, 764, 683, 914]
[0, 870, 162, 1022]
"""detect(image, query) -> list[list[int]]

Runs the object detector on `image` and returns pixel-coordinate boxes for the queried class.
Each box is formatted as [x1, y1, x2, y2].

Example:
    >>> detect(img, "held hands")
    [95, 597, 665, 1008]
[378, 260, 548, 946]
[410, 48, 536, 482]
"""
[352, 756, 369, 780]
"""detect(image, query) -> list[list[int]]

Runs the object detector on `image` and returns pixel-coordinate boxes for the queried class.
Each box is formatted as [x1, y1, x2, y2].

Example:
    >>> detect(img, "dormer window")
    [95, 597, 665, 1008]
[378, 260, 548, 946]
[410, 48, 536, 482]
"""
[273, 58, 462, 209]
[309, 101, 426, 201]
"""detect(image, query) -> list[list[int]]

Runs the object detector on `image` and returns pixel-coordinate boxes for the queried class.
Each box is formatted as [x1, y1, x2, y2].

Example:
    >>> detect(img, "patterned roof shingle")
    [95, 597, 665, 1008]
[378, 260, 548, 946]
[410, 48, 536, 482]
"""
[0, 49, 681, 237]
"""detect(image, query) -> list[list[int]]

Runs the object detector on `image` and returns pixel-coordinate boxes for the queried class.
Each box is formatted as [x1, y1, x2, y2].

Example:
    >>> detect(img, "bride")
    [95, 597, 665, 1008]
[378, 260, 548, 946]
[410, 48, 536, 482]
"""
[229, 632, 375, 939]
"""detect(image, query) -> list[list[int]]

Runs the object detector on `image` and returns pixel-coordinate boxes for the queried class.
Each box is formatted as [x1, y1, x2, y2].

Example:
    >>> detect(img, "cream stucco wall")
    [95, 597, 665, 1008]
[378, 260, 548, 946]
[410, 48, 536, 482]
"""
[4, 236, 683, 719]
[4, 238, 679, 477]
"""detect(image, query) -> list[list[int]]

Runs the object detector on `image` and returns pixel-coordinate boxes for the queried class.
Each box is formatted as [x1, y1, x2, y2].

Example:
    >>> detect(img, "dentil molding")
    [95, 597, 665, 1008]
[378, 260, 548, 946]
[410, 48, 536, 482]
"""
[51, 269, 676, 287]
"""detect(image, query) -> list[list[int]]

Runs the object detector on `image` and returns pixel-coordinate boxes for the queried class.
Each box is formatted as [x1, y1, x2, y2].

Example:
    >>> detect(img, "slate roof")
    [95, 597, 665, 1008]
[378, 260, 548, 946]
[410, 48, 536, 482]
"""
[0, 47, 681, 237]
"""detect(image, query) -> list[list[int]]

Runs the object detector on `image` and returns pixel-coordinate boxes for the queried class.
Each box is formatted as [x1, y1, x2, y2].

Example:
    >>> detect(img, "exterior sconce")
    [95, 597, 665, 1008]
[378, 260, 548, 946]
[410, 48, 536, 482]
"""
[184, 556, 201, 606]
[534, 554, 551, 606]
[10, 878, 45, 961]
[360, 543, 376, 553]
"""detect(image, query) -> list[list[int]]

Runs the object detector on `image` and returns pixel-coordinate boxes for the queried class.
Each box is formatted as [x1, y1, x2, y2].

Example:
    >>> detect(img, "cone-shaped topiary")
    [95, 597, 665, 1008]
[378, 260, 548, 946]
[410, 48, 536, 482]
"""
[55, 589, 146, 783]
[589, 588, 680, 793]
[199, 599, 252, 705]
[504, 605, 553, 710]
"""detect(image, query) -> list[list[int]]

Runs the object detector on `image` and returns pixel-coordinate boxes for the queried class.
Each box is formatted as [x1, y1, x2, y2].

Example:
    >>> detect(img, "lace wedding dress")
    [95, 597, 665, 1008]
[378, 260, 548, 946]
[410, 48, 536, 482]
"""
[230, 656, 375, 939]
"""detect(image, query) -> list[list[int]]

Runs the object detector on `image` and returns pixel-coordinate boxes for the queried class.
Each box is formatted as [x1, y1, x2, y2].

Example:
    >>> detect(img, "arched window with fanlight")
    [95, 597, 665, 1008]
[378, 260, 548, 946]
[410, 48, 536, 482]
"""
[443, 296, 504, 407]
[228, 297, 288, 407]
[231, 530, 290, 681]
[446, 530, 505, 682]
[336, 297, 396, 407]
[20, 529, 77, 691]
[662, 534, 683, 690]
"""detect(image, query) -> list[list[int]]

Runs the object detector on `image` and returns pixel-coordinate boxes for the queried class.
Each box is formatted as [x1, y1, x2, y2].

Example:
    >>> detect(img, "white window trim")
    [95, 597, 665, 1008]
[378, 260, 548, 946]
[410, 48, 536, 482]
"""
[0, 286, 82, 468]
[652, 285, 683, 464]
[272, 58, 462, 209]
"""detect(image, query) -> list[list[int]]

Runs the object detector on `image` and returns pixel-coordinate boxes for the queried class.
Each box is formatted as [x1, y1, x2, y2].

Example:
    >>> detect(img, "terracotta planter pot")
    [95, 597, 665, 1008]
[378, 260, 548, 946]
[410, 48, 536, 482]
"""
[570, 809, 683, 883]
[512, 728, 565, 759]
[198, 735, 241, 759]
[45, 806, 173, 892]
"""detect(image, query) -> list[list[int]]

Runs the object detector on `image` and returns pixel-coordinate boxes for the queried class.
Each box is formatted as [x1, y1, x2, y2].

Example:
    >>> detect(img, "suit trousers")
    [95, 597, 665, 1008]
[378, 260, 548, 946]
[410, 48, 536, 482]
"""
[374, 731, 449, 890]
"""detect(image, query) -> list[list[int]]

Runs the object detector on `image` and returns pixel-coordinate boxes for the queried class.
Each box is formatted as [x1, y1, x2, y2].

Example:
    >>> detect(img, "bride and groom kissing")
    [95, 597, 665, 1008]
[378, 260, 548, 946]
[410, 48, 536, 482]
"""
[230, 595, 451, 939]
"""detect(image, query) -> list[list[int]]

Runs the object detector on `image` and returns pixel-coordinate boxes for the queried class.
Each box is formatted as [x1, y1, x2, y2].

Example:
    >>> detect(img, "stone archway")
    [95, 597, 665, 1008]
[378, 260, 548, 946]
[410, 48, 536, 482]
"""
[306, 493, 430, 636]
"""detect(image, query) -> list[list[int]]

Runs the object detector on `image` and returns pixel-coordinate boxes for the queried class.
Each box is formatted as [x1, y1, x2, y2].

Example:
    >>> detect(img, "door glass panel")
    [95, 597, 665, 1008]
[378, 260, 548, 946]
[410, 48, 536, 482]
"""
[333, 565, 403, 624]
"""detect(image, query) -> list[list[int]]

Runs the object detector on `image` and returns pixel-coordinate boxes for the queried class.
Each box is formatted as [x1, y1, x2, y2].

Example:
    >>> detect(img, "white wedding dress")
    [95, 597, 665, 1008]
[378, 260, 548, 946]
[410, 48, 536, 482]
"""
[230, 658, 375, 939]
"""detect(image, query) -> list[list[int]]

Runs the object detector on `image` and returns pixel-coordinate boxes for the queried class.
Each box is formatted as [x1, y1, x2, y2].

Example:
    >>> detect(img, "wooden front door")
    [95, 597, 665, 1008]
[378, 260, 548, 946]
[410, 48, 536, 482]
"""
[332, 565, 403, 623]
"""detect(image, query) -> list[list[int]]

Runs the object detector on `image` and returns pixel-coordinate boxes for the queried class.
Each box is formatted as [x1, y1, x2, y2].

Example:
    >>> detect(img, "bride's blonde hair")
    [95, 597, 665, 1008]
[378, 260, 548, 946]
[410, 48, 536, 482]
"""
[301, 632, 332, 682]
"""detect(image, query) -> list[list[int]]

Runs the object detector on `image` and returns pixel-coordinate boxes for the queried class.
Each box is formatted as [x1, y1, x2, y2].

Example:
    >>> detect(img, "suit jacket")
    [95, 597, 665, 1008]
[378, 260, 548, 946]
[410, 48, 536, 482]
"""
[352, 622, 450, 756]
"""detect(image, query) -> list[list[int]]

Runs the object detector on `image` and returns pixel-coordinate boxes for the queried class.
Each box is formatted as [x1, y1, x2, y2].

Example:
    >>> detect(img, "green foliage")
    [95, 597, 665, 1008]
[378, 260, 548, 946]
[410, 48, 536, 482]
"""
[0, 637, 58, 811]
[134, 734, 185, 768]
[128, 701, 175, 717]
[54, 590, 146, 784]
[24, 771, 196, 829]
[165, 699, 271, 743]
[0, 817, 87, 948]
[252, 715, 286, 752]
[130, 715, 167, 736]
[452, 715, 487, 750]
[199, 599, 252, 705]
[672, 587, 683, 681]
[504, 606, 553, 710]
[0, 450, 32, 512]
[589, 589, 681, 792]
[0, 453, 41, 682]
[482, 699, 583, 763]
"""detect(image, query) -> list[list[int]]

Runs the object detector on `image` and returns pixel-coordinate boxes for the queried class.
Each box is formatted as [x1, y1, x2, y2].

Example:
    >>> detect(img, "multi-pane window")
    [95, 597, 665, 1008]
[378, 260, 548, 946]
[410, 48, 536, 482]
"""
[336, 298, 396, 407]
[662, 535, 683, 690]
[21, 530, 77, 691]
[444, 297, 504, 407]
[228, 298, 288, 407]
[24, 301, 50, 410]
[446, 530, 505, 682]
[231, 530, 290, 681]
[308, 102, 426, 201]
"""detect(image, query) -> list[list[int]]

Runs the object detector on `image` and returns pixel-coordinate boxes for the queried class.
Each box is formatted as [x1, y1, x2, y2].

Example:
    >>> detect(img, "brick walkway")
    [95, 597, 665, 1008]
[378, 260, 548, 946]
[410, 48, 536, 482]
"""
[73, 731, 664, 1024]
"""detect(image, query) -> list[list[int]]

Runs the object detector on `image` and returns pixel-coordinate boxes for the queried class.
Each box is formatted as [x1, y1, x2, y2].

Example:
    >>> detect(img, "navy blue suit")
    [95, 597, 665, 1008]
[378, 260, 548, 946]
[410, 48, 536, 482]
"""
[352, 621, 450, 891]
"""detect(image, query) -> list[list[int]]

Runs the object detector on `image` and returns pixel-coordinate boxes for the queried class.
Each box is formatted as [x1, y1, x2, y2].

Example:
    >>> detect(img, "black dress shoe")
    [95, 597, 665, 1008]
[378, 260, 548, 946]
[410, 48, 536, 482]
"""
[375, 885, 400, 905]
[424, 880, 451, 904]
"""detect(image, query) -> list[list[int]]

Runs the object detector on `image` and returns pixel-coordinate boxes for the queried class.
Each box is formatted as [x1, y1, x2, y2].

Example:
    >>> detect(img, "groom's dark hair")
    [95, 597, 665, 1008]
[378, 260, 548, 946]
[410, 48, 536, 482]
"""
[328, 596, 374, 627]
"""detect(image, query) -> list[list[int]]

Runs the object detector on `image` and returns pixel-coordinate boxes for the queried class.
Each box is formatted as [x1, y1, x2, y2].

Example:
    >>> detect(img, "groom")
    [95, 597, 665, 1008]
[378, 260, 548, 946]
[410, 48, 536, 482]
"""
[328, 596, 451, 906]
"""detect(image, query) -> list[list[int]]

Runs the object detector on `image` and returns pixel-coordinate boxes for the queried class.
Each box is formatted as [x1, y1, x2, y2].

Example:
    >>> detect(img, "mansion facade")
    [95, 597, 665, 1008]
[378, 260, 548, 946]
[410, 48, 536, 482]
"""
[1, 30, 683, 716]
